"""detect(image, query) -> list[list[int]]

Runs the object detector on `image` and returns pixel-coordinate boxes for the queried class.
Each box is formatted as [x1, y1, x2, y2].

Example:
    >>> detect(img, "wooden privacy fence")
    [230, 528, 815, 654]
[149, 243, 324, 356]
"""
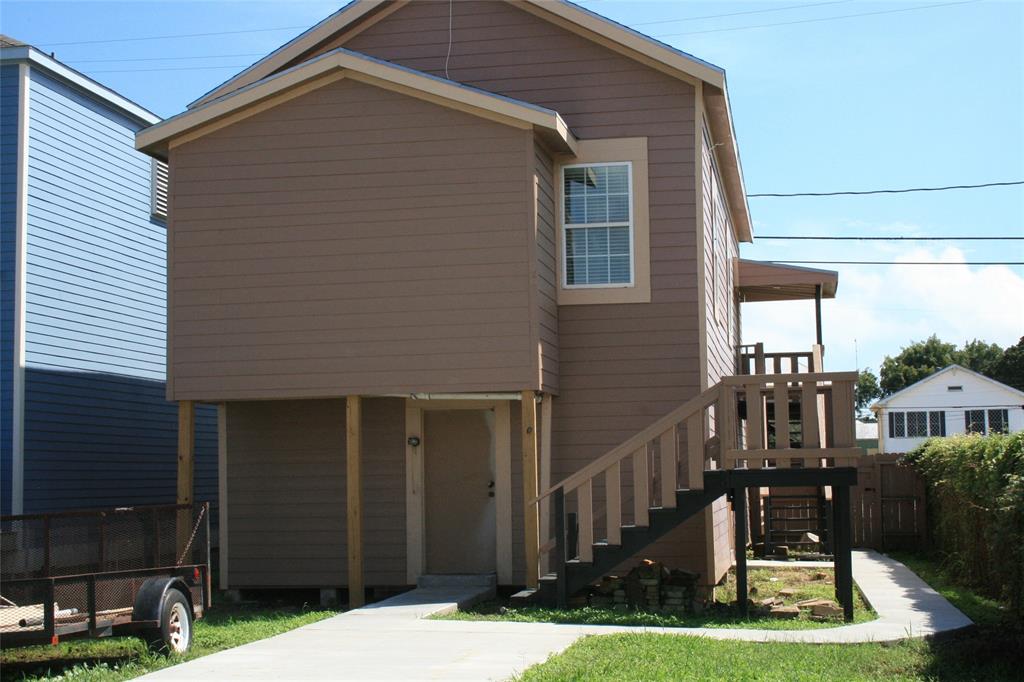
[851, 453, 927, 550]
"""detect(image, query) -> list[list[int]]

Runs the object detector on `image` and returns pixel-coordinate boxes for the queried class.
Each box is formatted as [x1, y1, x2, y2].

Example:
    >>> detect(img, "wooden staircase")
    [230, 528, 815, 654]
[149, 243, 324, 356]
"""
[517, 368, 861, 610]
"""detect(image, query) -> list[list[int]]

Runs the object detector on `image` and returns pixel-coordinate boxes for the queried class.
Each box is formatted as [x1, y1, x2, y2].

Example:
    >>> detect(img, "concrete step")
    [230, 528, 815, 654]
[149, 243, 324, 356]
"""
[417, 573, 497, 590]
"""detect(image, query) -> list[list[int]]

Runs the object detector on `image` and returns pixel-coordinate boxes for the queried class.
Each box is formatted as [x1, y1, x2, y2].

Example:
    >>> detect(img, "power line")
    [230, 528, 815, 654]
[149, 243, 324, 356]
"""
[758, 235, 1024, 241]
[767, 260, 1023, 265]
[86, 65, 251, 74]
[654, 0, 980, 38]
[749, 180, 1024, 197]
[32, 0, 971, 50]
[34, 1, 853, 49]
[37, 25, 309, 48]
[69, 53, 265, 64]
[631, 1, 852, 27]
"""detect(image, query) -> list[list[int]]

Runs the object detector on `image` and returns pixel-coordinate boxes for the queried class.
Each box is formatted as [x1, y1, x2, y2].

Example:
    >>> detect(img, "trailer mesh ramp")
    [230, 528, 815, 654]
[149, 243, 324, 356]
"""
[1, 504, 208, 636]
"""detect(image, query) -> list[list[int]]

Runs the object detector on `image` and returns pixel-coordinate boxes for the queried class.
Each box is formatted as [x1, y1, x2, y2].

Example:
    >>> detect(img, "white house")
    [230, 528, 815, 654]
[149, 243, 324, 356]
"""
[871, 365, 1024, 454]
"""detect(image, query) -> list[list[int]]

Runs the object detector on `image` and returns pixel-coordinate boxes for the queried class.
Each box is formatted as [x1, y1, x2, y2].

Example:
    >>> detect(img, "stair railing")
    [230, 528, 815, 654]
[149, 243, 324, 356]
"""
[534, 384, 723, 566]
[532, 369, 861, 584]
[720, 371, 860, 469]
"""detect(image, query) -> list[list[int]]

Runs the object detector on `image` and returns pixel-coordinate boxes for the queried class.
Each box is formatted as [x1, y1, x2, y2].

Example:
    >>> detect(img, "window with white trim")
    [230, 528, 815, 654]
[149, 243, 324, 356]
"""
[889, 410, 946, 438]
[562, 162, 633, 287]
[988, 409, 1009, 434]
[969, 408, 1012, 435]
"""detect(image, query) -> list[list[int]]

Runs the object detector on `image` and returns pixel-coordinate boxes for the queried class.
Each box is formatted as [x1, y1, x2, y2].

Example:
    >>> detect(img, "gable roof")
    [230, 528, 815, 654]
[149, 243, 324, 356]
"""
[180, 0, 753, 241]
[871, 364, 1024, 411]
[136, 48, 578, 160]
[0, 40, 159, 125]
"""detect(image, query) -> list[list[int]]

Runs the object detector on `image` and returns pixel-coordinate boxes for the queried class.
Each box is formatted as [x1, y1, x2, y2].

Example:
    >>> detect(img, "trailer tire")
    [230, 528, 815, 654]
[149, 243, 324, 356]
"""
[144, 589, 192, 654]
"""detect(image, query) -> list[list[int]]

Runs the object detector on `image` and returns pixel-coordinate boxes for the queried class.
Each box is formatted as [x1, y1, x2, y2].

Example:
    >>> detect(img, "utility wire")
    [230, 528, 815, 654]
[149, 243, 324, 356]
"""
[37, 26, 309, 48]
[33, 0, 968, 49]
[654, 0, 980, 38]
[749, 180, 1024, 197]
[631, 1, 852, 27]
[69, 53, 265, 64]
[768, 260, 1023, 265]
[87, 65, 251, 74]
[758, 235, 1024, 241]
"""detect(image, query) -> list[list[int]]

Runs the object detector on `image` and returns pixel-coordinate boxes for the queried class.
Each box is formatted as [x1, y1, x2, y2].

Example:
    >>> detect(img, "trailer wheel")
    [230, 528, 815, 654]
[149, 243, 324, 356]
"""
[145, 589, 192, 654]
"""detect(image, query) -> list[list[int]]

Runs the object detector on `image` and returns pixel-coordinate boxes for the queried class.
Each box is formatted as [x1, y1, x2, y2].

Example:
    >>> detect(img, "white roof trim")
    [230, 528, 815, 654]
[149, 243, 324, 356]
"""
[0, 46, 159, 125]
[870, 364, 1024, 411]
[137, 48, 577, 158]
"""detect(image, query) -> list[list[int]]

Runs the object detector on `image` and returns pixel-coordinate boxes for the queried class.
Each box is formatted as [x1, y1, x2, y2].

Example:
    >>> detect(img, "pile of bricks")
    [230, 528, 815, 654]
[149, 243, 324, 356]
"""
[585, 560, 700, 613]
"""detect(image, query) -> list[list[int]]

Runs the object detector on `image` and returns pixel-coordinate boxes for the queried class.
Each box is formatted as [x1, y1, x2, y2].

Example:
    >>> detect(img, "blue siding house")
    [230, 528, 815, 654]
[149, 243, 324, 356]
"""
[0, 37, 216, 516]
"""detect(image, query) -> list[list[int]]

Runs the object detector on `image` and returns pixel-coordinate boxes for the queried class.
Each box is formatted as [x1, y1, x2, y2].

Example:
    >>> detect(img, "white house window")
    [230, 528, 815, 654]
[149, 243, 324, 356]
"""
[988, 409, 1009, 434]
[889, 412, 906, 438]
[562, 163, 633, 287]
[890, 410, 946, 438]
[906, 411, 928, 437]
[966, 409, 987, 434]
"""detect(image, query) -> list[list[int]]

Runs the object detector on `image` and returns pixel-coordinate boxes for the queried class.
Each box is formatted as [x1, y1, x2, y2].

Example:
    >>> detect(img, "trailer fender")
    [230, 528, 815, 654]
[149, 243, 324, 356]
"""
[133, 577, 194, 625]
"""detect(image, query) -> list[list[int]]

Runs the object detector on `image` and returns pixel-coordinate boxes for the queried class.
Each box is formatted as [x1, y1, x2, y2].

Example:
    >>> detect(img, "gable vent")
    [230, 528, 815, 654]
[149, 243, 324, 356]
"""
[947, 385, 963, 392]
[151, 159, 168, 220]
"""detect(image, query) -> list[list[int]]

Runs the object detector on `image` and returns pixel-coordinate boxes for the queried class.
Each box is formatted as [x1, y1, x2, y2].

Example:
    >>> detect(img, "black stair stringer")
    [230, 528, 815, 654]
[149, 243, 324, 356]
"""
[564, 473, 732, 596]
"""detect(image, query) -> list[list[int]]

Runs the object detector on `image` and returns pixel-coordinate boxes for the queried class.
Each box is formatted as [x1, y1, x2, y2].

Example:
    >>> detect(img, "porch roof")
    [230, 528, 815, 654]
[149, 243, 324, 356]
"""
[738, 259, 838, 302]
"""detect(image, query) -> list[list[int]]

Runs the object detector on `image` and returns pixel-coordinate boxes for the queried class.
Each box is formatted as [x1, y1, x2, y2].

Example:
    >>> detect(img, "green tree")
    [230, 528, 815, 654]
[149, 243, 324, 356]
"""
[879, 335, 960, 395]
[993, 337, 1024, 391]
[959, 339, 1005, 377]
[855, 369, 882, 418]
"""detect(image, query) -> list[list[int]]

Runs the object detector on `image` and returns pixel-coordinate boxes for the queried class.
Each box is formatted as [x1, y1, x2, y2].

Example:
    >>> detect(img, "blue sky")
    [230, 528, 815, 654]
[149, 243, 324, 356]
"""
[3, 0, 1022, 375]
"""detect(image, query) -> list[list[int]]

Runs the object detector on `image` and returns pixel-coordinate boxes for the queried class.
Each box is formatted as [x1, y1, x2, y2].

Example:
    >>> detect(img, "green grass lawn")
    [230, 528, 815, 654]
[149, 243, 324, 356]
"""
[0, 601, 340, 682]
[517, 553, 1024, 681]
[438, 567, 874, 630]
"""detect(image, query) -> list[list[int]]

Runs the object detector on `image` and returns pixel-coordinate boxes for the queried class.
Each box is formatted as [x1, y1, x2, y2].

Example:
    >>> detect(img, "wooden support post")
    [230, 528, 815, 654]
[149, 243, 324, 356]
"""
[815, 284, 823, 347]
[834, 484, 854, 622]
[346, 395, 364, 608]
[521, 390, 540, 588]
[553, 488, 567, 609]
[177, 400, 195, 556]
[539, 395, 553, 576]
[734, 487, 748, 616]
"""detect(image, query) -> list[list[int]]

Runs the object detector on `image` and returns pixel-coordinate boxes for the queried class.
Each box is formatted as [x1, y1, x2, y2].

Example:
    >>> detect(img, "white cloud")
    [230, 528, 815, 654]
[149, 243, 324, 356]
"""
[741, 246, 1024, 373]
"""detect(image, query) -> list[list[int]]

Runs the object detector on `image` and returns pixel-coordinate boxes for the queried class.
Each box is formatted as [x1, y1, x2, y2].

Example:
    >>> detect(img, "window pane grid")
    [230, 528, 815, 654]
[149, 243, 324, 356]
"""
[563, 163, 632, 287]
[966, 410, 986, 435]
[988, 409, 1009, 434]
[907, 411, 928, 438]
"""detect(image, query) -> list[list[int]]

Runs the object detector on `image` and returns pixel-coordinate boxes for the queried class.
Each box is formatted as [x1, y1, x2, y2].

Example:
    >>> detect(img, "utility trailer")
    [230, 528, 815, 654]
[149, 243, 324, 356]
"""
[0, 503, 210, 653]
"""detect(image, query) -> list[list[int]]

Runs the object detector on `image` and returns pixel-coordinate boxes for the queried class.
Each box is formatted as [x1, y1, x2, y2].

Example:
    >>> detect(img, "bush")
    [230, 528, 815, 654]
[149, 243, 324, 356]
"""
[904, 432, 1024, 617]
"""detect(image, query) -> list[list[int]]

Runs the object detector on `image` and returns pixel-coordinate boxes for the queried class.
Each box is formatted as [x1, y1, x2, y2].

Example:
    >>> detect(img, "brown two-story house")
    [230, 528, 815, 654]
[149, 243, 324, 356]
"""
[137, 0, 860, 612]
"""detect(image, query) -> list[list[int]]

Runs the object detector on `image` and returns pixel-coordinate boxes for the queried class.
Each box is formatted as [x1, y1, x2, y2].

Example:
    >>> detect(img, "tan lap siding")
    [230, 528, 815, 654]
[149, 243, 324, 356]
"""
[226, 398, 405, 588]
[534, 141, 558, 395]
[342, 0, 708, 578]
[169, 78, 535, 401]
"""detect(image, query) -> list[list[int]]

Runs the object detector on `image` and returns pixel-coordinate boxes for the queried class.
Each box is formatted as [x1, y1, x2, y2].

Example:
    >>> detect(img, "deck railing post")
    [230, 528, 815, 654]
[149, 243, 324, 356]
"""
[553, 488, 567, 609]
[834, 484, 854, 622]
[733, 487, 748, 616]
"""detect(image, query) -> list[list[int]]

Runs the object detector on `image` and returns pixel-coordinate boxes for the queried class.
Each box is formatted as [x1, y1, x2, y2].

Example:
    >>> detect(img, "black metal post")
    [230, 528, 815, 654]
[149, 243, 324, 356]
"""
[44, 580, 55, 640]
[733, 486, 748, 616]
[833, 484, 854, 622]
[763, 495, 773, 556]
[553, 488, 567, 609]
[814, 284, 823, 346]
[87, 576, 97, 636]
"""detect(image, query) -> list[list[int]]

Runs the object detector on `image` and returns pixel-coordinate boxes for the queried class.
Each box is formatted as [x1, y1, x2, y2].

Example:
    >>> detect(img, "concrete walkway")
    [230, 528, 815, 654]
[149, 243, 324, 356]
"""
[139, 551, 972, 681]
